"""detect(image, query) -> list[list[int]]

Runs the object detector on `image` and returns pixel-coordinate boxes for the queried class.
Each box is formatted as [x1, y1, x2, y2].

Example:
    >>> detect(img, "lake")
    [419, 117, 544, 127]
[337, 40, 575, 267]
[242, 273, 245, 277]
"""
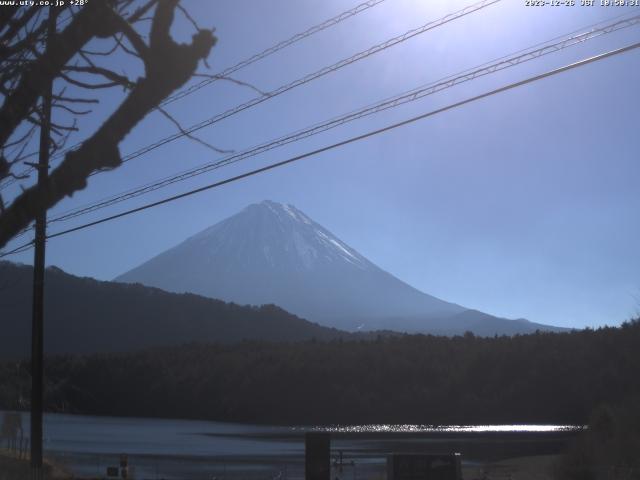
[0, 411, 580, 479]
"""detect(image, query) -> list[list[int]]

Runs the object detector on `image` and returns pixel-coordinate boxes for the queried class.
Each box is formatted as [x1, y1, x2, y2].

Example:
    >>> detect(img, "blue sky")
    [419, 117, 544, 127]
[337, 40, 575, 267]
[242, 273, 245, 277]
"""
[3, 0, 640, 329]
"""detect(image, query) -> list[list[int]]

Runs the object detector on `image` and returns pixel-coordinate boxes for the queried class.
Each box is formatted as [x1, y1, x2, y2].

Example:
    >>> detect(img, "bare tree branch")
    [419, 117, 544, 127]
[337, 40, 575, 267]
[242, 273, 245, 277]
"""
[177, 3, 200, 32]
[0, 0, 217, 248]
[5, 128, 37, 168]
[127, 0, 159, 23]
[2, 125, 37, 151]
[114, 15, 149, 61]
[80, 37, 121, 57]
[0, 1, 119, 149]
[157, 107, 233, 154]
[0, 7, 38, 45]
[193, 73, 266, 96]
[59, 71, 126, 90]
[52, 94, 100, 104]
[52, 104, 92, 116]
[112, 33, 142, 59]
[63, 65, 136, 89]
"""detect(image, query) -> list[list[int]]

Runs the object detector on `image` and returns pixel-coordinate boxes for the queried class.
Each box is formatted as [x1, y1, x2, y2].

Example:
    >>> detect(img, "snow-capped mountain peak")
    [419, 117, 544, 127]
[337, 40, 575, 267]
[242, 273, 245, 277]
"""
[192, 200, 370, 272]
[115, 201, 562, 335]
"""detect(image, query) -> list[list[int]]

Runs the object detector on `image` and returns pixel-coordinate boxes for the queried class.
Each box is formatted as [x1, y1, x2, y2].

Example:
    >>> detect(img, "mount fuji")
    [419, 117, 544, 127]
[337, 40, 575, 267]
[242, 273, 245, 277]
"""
[116, 201, 563, 336]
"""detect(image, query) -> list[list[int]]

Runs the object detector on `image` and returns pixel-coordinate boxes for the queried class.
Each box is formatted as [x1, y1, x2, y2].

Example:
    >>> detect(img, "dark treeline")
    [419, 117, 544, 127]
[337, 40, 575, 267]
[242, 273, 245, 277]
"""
[558, 396, 640, 478]
[0, 261, 353, 359]
[1, 320, 639, 425]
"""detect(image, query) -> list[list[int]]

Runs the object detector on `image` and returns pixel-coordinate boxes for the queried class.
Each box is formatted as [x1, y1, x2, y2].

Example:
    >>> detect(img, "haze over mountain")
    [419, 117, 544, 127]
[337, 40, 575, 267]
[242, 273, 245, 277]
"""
[116, 201, 565, 335]
[0, 261, 351, 359]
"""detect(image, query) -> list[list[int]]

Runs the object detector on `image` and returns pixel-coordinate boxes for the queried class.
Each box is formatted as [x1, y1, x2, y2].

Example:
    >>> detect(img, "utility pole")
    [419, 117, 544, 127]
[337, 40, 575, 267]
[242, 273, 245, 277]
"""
[30, 6, 55, 480]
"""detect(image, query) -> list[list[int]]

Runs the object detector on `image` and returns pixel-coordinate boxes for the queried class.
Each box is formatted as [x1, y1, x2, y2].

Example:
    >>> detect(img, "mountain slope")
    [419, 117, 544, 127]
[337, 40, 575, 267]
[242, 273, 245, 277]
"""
[0, 261, 349, 359]
[116, 200, 564, 335]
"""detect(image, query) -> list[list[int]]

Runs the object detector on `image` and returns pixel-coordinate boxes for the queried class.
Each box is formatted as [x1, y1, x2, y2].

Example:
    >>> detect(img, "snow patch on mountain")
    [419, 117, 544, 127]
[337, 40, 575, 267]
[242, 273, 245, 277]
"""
[114, 200, 563, 335]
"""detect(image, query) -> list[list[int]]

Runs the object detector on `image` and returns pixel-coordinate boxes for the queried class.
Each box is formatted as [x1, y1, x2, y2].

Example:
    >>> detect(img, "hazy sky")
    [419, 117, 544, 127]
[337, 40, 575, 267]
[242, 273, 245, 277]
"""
[3, 0, 639, 329]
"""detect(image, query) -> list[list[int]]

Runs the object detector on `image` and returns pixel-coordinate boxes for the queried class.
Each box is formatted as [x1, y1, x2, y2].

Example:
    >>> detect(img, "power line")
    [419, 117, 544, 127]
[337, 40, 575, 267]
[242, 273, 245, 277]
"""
[161, 0, 389, 106]
[3, 40, 638, 258]
[110, 0, 501, 167]
[44, 13, 640, 226]
[0, 40, 628, 254]
[1, 0, 500, 192]
[0, 0, 388, 189]
[0, 240, 34, 258]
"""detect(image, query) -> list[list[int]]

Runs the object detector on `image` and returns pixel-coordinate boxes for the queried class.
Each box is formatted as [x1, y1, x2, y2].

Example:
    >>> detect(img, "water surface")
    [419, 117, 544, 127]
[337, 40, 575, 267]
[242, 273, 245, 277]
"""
[0, 411, 580, 479]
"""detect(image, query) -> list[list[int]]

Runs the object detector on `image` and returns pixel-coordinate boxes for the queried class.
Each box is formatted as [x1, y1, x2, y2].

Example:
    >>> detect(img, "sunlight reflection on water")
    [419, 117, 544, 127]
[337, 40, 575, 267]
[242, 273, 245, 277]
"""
[304, 424, 581, 433]
[0, 411, 582, 479]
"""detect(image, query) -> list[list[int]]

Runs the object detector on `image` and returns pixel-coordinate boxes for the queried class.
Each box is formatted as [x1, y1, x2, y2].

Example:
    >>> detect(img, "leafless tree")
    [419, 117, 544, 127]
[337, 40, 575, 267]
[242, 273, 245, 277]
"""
[0, 0, 217, 249]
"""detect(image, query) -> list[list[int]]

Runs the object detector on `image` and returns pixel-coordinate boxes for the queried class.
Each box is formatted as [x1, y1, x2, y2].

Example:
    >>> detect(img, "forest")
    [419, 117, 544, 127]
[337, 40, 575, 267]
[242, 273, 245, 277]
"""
[0, 261, 352, 358]
[1, 318, 638, 426]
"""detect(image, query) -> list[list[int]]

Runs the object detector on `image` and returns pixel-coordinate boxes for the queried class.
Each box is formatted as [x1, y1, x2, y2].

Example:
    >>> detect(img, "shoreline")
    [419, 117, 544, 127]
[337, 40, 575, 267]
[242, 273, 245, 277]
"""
[463, 454, 562, 480]
[1, 410, 577, 479]
[1, 450, 564, 480]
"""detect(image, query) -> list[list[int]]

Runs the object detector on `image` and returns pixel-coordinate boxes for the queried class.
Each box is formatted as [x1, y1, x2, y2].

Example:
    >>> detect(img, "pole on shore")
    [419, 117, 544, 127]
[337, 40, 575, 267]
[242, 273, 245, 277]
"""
[30, 6, 55, 480]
